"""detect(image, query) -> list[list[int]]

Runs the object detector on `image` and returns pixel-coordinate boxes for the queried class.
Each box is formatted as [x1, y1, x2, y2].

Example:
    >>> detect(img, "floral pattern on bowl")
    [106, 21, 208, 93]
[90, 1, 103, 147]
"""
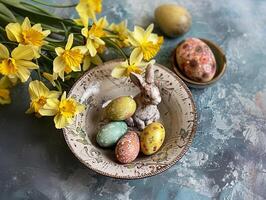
[63, 60, 197, 179]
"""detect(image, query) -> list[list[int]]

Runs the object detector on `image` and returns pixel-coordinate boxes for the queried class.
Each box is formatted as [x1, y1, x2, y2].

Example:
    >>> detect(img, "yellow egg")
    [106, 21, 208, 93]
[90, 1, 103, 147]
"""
[105, 96, 137, 121]
[140, 122, 165, 155]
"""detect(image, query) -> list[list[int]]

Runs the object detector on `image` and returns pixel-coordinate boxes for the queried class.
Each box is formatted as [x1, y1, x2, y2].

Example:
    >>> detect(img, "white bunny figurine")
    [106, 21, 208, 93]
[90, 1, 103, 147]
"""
[126, 64, 161, 130]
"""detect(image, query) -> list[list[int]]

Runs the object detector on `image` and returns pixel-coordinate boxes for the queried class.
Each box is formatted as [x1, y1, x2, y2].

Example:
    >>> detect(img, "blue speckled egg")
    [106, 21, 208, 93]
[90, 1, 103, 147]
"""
[96, 121, 128, 147]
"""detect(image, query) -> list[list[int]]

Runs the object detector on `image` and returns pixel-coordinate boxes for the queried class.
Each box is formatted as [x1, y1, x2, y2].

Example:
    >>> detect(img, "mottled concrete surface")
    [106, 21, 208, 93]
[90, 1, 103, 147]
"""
[1, 0, 266, 199]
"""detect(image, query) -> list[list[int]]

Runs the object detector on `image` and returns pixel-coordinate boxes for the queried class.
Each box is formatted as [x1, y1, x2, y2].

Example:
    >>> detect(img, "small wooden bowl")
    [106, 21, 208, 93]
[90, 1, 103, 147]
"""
[172, 38, 227, 88]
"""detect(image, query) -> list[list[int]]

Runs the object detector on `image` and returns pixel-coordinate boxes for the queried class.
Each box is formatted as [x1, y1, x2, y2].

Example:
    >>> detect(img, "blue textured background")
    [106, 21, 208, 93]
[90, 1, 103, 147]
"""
[0, 0, 266, 199]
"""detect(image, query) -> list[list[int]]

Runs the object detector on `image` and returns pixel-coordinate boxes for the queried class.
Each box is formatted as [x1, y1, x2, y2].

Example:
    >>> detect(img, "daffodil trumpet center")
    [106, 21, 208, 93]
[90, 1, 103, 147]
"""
[0, 58, 18, 76]
[62, 49, 83, 68]
[59, 99, 77, 118]
[140, 39, 162, 61]
[89, 25, 105, 38]
[22, 28, 45, 46]
[33, 96, 47, 112]
[126, 65, 142, 76]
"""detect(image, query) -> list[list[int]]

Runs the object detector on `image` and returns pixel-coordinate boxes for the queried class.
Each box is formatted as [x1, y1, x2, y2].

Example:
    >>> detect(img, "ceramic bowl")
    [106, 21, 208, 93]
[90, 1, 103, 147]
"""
[172, 38, 227, 88]
[63, 60, 197, 179]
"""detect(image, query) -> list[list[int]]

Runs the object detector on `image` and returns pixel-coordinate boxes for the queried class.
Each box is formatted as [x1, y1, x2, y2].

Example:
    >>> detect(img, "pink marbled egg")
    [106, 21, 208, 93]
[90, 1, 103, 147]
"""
[115, 131, 140, 164]
[176, 38, 217, 82]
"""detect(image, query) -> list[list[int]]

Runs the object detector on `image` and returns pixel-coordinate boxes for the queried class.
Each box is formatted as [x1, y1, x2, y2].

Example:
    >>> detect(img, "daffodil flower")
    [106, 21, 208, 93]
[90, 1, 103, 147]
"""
[83, 53, 103, 71]
[0, 76, 13, 104]
[26, 80, 61, 116]
[0, 44, 38, 82]
[81, 17, 108, 57]
[39, 92, 85, 129]
[128, 24, 164, 61]
[111, 49, 151, 78]
[109, 20, 129, 48]
[76, 0, 102, 27]
[53, 34, 87, 81]
[5, 17, 51, 58]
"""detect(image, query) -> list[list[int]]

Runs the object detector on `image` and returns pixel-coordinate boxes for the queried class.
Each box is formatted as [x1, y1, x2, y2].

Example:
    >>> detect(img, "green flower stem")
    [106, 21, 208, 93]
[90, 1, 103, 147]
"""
[103, 38, 128, 59]
[55, 80, 62, 92]
[35, 59, 41, 80]
[40, 53, 53, 63]
[30, 0, 77, 8]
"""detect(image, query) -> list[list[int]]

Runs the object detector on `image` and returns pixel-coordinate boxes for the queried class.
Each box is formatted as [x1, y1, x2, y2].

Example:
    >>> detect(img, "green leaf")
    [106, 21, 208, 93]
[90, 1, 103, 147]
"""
[0, 3, 17, 23]
[20, 2, 53, 17]
[0, 0, 75, 28]
[30, 0, 77, 8]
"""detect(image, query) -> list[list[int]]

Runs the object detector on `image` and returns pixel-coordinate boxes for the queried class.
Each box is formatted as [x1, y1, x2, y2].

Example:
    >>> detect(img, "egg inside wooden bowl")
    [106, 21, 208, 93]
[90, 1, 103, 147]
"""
[172, 38, 227, 88]
[63, 60, 197, 179]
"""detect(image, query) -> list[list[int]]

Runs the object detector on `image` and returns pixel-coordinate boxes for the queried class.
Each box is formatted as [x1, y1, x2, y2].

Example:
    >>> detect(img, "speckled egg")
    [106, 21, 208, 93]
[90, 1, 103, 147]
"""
[115, 131, 140, 164]
[96, 121, 128, 148]
[176, 38, 217, 82]
[140, 122, 165, 155]
[105, 96, 137, 121]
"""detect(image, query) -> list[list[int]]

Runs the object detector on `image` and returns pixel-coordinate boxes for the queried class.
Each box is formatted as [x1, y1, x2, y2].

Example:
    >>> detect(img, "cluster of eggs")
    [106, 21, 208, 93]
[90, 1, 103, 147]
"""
[96, 96, 165, 164]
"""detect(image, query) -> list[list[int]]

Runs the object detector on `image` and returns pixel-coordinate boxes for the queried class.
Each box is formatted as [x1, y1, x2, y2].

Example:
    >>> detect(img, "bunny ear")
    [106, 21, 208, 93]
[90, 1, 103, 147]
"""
[145, 64, 154, 84]
[130, 72, 145, 88]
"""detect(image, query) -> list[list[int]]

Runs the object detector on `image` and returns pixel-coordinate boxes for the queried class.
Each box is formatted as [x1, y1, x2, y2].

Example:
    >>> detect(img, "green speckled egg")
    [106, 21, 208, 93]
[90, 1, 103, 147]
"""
[105, 96, 136, 121]
[96, 121, 128, 148]
[140, 122, 165, 155]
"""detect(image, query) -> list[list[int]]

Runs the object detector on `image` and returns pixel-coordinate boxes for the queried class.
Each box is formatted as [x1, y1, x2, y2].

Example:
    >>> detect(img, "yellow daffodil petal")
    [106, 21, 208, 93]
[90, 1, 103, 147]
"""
[39, 98, 60, 116]
[55, 47, 65, 56]
[81, 27, 89, 37]
[133, 26, 145, 42]
[71, 65, 81, 72]
[32, 23, 42, 32]
[16, 67, 30, 82]
[0, 44, 10, 59]
[22, 17, 31, 30]
[61, 91, 67, 101]
[54, 113, 69, 129]
[11, 45, 35, 60]
[144, 24, 154, 40]
[130, 48, 143, 65]
[93, 37, 105, 45]
[83, 55, 91, 71]
[86, 39, 97, 57]
[42, 30, 51, 37]
[127, 33, 139, 47]
[15, 60, 38, 69]
[28, 80, 49, 99]
[47, 91, 61, 99]
[0, 88, 11, 104]
[65, 34, 74, 50]
[5, 23, 22, 43]
[53, 56, 65, 73]
[42, 72, 57, 87]
[72, 46, 88, 55]
[111, 66, 127, 78]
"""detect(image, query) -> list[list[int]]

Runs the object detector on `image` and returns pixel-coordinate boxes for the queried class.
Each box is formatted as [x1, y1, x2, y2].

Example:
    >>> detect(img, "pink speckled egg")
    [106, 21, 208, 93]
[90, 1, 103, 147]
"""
[115, 131, 140, 164]
[176, 38, 217, 82]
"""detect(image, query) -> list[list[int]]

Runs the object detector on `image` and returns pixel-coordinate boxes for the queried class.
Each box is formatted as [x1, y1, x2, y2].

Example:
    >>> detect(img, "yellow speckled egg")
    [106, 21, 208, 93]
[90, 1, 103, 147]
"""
[140, 122, 165, 155]
[105, 96, 137, 121]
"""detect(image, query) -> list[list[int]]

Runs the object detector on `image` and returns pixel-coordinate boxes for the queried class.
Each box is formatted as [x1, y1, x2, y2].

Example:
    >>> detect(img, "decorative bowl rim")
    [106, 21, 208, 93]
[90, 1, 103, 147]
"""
[62, 59, 198, 179]
[172, 38, 227, 87]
